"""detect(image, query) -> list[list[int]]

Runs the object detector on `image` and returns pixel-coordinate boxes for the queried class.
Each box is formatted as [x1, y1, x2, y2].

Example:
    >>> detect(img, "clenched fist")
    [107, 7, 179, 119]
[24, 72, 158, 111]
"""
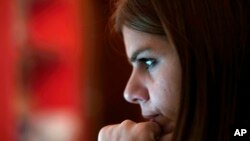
[98, 120, 162, 141]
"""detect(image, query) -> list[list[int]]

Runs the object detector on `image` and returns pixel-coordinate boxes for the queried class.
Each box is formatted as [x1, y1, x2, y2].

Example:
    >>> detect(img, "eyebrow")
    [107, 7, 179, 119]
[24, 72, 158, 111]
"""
[129, 48, 151, 63]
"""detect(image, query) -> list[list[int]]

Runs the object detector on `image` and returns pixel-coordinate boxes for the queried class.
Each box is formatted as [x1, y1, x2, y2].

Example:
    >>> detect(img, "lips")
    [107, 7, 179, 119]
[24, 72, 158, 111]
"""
[143, 114, 174, 135]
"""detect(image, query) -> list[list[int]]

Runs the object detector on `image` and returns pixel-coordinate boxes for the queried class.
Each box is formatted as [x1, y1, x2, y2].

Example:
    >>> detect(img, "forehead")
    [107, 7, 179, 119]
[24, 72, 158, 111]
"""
[122, 26, 169, 57]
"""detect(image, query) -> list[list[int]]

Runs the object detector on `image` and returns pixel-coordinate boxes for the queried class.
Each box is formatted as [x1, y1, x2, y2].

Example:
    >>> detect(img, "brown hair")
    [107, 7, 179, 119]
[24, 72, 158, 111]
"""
[111, 0, 250, 140]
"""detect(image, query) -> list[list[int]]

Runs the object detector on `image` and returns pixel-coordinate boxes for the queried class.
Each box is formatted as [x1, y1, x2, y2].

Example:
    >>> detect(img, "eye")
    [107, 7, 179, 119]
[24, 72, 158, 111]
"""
[137, 58, 158, 70]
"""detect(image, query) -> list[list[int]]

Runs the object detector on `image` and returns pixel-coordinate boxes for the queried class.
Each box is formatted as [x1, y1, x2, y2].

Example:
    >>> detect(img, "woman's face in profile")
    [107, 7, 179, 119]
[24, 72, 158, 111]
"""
[122, 26, 182, 140]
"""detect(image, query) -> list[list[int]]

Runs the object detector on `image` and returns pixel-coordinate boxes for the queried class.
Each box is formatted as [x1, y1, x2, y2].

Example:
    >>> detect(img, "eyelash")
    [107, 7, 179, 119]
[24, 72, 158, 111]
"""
[137, 58, 158, 70]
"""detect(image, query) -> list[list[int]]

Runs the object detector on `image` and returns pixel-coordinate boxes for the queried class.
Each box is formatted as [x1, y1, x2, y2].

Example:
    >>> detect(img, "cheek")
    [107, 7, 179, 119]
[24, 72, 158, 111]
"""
[150, 69, 180, 115]
[158, 80, 176, 108]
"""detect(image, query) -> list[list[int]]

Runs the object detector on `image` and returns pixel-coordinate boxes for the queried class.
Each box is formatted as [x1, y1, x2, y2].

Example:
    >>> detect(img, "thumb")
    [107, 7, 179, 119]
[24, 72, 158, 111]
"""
[150, 122, 162, 140]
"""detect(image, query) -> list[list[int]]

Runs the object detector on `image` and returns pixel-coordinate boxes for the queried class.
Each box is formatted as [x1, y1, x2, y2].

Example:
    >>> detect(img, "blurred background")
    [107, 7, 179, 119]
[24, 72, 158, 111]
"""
[0, 0, 141, 141]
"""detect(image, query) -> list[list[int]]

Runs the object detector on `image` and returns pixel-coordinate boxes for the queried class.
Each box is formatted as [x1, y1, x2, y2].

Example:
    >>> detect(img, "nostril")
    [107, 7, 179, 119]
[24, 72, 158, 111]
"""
[123, 89, 149, 104]
[123, 91, 137, 104]
[131, 97, 146, 104]
[130, 97, 141, 104]
[132, 97, 139, 103]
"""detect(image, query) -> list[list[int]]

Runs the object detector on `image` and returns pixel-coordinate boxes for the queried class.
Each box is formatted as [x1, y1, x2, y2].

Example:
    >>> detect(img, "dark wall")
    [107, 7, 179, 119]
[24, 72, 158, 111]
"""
[81, 0, 141, 140]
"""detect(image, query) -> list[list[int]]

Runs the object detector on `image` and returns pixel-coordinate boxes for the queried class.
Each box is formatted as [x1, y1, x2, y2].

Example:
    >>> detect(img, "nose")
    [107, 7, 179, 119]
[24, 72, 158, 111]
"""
[123, 70, 149, 104]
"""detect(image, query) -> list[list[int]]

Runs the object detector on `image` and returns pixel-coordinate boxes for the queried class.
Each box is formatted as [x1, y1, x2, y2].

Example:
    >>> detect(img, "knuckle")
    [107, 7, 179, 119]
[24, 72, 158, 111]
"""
[120, 119, 134, 127]
[134, 125, 146, 135]
[136, 122, 149, 130]
[99, 126, 108, 134]
[133, 122, 158, 138]
[98, 127, 107, 138]
[98, 127, 106, 141]
[98, 125, 114, 140]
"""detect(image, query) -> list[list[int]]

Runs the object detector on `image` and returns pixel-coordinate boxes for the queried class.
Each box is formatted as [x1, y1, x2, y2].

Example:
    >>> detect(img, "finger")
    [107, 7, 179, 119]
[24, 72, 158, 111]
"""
[158, 132, 173, 141]
[135, 121, 162, 140]
[98, 125, 111, 141]
[119, 119, 135, 128]
[146, 122, 162, 140]
[98, 120, 135, 141]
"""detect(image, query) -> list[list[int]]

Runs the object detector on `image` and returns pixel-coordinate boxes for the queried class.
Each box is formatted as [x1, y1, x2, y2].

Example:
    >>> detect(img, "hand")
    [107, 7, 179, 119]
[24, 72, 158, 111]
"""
[98, 119, 162, 141]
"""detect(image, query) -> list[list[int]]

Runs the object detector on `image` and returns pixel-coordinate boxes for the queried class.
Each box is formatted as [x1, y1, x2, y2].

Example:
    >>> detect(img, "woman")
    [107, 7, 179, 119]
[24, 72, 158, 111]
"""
[98, 0, 250, 141]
